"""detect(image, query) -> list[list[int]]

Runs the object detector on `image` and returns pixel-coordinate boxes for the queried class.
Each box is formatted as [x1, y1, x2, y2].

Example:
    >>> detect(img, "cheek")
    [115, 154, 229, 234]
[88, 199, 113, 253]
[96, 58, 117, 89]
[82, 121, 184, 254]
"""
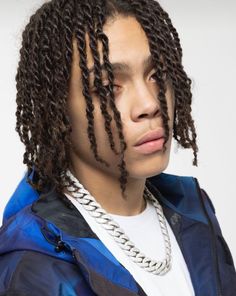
[67, 90, 91, 154]
[68, 95, 121, 162]
[69, 112, 89, 156]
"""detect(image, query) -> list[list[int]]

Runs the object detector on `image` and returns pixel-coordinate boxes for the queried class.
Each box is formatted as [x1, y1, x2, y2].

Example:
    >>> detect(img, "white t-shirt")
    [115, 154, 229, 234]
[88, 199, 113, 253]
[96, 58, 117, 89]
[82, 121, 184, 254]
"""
[65, 194, 195, 296]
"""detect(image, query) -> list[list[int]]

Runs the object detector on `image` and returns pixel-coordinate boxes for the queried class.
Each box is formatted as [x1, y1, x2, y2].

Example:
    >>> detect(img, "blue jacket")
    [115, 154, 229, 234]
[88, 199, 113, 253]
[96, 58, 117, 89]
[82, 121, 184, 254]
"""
[0, 171, 235, 296]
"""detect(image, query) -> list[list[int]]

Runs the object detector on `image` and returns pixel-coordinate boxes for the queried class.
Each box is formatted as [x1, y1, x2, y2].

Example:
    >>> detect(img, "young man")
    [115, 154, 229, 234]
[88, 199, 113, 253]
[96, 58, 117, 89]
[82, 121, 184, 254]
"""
[0, 0, 235, 295]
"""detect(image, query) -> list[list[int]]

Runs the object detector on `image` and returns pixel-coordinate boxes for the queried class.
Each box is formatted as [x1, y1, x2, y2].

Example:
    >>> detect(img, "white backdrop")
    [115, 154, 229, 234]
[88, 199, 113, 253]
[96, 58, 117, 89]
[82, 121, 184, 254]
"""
[0, 0, 235, 264]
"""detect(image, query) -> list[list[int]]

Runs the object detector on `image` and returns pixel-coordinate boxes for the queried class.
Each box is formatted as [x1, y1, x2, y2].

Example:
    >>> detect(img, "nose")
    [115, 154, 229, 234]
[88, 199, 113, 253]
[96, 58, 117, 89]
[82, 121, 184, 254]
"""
[131, 81, 161, 121]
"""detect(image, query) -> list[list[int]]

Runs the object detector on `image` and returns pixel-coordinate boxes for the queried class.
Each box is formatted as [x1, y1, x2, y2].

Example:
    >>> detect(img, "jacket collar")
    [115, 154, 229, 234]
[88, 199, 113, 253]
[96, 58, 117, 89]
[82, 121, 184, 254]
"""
[2, 170, 207, 226]
[147, 173, 208, 224]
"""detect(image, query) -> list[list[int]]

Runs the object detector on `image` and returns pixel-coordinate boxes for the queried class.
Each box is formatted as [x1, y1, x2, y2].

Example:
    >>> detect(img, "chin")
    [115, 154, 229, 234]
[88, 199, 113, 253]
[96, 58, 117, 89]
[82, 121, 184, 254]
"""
[128, 154, 170, 179]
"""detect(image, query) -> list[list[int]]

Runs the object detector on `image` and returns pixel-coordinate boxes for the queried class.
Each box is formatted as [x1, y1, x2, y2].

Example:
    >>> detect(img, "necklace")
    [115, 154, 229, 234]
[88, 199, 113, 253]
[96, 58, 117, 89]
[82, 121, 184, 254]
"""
[64, 170, 172, 275]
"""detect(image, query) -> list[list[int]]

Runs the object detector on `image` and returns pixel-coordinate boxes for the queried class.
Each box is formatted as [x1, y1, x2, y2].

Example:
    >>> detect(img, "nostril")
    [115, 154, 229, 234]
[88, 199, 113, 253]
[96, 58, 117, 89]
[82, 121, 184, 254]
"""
[154, 109, 161, 116]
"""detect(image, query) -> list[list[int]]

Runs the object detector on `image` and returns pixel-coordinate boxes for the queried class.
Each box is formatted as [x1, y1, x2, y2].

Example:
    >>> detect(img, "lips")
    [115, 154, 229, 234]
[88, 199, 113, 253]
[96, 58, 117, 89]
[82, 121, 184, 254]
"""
[134, 128, 165, 146]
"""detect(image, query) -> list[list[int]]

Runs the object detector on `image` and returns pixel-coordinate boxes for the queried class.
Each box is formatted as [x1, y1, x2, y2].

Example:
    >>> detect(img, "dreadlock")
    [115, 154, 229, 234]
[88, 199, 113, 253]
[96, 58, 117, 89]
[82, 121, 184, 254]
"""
[15, 0, 198, 199]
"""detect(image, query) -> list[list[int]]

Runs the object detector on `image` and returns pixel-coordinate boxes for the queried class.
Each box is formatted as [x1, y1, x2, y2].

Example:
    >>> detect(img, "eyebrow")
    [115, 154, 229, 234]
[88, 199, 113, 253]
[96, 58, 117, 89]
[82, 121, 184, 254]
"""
[88, 55, 155, 75]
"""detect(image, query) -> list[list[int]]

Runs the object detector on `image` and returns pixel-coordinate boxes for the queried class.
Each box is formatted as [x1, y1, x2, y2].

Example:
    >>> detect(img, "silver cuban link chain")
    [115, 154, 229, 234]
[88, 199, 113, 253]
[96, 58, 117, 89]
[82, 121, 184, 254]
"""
[64, 170, 172, 275]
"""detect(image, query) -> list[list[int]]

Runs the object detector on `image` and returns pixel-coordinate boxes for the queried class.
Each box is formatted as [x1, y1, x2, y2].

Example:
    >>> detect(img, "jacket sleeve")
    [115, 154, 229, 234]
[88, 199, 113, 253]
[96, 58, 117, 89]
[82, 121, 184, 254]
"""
[0, 291, 32, 296]
[201, 188, 235, 265]
[0, 250, 94, 296]
[200, 188, 236, 292]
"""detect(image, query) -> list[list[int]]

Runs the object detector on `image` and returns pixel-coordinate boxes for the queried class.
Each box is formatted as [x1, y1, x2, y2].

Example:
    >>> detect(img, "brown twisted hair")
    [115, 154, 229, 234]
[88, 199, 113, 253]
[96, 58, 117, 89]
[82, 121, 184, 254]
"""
[15, 0, 198, 198]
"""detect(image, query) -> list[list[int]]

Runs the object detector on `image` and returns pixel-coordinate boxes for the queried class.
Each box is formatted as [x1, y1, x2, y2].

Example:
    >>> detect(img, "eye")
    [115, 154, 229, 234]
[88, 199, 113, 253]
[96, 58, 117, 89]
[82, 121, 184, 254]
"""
[150, 72, 158, 82]
[103, 84, 121, 93]
[149, 70, 167, 82]
[91, 84, 121, 97]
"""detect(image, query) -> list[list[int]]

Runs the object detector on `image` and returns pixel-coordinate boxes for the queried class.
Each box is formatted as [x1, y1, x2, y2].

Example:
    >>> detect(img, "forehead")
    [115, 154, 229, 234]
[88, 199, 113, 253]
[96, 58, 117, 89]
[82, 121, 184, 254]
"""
[102, 16, 150, 64]
[71, 16, 155, 79]
[76, 16, 151, 71]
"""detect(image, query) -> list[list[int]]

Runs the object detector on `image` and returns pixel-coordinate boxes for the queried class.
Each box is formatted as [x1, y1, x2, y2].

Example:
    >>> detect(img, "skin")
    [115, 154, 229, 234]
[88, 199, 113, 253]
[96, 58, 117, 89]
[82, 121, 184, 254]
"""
[67, 15, 175, 216]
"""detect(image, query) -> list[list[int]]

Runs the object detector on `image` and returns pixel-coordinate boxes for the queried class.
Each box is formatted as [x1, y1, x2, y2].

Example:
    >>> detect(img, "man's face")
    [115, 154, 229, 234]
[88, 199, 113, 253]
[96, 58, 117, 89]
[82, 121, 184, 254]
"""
[68, 15, 175, 180]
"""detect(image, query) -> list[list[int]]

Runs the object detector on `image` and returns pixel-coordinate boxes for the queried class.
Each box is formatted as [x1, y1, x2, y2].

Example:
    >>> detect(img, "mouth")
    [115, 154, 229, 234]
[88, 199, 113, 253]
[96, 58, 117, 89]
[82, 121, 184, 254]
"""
[134, 128, 165, 146]
[133, 128, 165, 154]
[133, 137, 165, 154]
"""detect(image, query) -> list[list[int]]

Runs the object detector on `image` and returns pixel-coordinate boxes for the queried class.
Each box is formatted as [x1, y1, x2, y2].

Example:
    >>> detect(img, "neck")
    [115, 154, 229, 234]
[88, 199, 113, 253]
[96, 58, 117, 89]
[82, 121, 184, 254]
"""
[66, 164, 147, 217]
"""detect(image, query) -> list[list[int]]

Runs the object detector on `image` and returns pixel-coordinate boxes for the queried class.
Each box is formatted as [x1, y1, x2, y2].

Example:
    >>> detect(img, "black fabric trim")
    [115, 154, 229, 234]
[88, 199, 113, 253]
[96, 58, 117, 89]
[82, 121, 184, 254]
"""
[31, 189, 98, 239]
